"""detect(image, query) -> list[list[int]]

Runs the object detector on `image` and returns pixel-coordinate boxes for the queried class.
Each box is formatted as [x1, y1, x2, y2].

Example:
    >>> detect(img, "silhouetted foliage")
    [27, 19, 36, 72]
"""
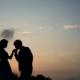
[36, 74, 51, 80]
[12, 73, 52, 80]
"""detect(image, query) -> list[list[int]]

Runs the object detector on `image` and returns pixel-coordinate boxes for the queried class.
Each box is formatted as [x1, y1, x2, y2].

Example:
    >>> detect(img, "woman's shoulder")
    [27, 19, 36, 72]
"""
[0, 49, 8, 55]
[0, 48, 4, 52]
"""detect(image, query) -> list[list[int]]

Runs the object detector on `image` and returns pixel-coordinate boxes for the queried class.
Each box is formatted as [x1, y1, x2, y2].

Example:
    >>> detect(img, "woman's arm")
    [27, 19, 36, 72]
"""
[8, 50, 14, 59]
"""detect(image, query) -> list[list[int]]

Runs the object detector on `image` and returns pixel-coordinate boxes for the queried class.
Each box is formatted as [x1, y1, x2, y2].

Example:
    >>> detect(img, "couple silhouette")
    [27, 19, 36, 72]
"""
[0, 39, 33, 80]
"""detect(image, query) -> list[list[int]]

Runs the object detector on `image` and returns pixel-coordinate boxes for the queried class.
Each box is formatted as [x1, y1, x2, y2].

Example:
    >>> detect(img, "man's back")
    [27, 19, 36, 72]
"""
[18, 46, 33, 71]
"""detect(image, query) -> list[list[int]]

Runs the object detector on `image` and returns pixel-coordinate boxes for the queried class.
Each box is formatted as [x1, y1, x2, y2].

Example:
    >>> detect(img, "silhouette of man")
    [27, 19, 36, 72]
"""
[13, 39, 33, 80]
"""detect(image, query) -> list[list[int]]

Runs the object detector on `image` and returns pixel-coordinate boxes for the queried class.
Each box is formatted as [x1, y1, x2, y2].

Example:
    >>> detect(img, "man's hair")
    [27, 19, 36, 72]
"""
[14, 39, 22, 46]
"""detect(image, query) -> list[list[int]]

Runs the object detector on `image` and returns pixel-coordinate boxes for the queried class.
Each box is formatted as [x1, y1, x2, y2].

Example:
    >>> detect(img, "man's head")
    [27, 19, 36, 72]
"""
[13, 39, 22, 49]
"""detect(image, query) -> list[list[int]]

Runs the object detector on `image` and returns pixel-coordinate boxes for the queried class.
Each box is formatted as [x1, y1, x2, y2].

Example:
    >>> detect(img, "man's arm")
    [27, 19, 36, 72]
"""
[14, 49, 19, 62]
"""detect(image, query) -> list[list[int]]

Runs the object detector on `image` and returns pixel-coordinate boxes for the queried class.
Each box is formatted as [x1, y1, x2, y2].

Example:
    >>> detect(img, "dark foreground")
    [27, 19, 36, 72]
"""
[13, 73, 52, 80]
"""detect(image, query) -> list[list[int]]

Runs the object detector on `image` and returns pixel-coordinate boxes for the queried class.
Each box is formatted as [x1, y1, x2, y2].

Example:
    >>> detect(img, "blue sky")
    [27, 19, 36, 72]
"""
[0, 0, 80, 80]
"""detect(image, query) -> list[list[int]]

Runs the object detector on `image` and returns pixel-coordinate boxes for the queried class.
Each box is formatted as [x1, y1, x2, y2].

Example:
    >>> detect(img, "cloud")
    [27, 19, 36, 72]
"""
[38, 27, 43, 30]
[18, 31, 32, 34]
[41, 34, 44, 37]
[64, 25, 78, 29]
[0, 28, 15, 40]
[48, 27, 53, 31]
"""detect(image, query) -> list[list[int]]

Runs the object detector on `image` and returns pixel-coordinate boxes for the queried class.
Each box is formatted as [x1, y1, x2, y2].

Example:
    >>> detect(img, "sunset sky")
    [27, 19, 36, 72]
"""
[0, 0, 80, 80]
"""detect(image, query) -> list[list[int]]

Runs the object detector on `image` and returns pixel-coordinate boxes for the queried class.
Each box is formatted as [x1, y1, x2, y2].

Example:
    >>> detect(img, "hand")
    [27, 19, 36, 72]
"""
[13, 49, 18, 53]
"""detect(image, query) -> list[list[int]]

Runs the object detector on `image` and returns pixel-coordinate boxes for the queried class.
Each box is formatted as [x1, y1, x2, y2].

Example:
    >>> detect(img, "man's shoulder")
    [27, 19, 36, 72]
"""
[22, 46, 32, 54]
[22, 46, 30, 50]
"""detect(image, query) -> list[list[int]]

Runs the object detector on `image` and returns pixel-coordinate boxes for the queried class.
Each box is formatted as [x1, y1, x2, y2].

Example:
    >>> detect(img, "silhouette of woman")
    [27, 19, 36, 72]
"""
[0, 39, 14, 80]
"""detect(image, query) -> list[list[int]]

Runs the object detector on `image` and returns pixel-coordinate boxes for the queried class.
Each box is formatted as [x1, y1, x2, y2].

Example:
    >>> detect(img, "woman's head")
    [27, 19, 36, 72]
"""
[0, 39, 8, 48]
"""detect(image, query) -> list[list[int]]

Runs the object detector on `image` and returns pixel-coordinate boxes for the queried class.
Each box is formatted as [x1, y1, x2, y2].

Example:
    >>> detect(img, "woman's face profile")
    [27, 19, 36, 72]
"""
[4, 43, 8, 48]
[3, 42, 8, 48]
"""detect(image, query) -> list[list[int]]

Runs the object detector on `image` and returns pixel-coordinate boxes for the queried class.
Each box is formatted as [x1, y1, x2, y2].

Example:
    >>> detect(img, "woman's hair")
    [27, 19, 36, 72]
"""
[0, 39, 8, 47]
